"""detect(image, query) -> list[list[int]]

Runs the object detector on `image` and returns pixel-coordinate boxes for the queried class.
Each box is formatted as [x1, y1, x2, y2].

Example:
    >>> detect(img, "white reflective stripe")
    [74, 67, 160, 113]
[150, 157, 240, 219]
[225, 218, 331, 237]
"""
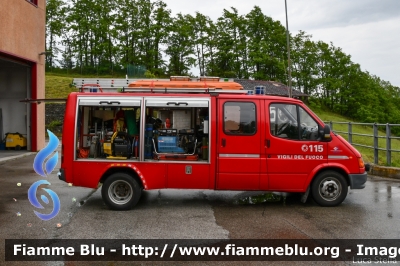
[219, 154, 260, 158]
[78, 97, 141, 106]
[328, 155, 350, 160]
[145, 97, 209, 107]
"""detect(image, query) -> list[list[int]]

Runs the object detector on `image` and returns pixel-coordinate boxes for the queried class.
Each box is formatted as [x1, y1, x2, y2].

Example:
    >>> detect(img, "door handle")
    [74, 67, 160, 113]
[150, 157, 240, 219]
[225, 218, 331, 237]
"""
[265, 139, 270, 148]
[221, 138, 226, 147]
[99, 101, 120, 105]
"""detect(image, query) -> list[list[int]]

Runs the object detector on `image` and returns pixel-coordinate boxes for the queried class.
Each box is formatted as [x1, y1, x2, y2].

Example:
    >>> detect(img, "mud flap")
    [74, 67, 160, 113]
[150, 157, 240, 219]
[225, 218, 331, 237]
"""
[301, 186, 310, 203]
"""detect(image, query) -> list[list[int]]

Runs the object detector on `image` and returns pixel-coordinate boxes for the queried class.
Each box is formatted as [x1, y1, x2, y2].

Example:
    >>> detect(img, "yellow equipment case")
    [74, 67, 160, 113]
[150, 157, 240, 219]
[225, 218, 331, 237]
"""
[5, 132, 27, 150]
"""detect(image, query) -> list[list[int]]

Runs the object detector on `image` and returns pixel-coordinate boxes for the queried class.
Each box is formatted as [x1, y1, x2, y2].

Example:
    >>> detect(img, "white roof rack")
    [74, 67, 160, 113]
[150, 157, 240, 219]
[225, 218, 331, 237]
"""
[71, 78, 141, 88]
[72, 78, 235, 89]
[71, 78, 247, 94]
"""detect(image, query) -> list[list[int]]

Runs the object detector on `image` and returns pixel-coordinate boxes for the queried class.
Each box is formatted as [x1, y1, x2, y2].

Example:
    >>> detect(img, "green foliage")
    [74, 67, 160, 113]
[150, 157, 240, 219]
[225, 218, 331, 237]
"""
[165, 13, 196, 76]
[144, 70, 156, 78]
[48, 120, 62, 127]
[190, 12, 216, 77]
[314, 110, 400, 167]
[46, 0, 400, 133]
[46, 119, 63, 137]
[245, 6, 286, 81]
[45, 0, 66, 69]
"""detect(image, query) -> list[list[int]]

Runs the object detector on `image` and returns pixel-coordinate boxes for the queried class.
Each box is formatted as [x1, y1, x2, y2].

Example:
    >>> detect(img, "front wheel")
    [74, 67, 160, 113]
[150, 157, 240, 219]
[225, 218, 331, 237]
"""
[311, 171, 348, 207]
[101, 173, 142, 210]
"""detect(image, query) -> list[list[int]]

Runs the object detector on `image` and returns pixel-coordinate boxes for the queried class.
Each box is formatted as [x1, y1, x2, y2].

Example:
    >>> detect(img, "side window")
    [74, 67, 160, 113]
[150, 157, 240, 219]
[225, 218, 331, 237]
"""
[75, 97, 210, 162]
[27, 0, 38, 6]
[270, 104, 298, 139]
[270, 103, 319, 141]
[75, 97, 141, 160]
[299, 107, 319, 140]
[224, 102, 256, 135]
[144, 98, 210, 162]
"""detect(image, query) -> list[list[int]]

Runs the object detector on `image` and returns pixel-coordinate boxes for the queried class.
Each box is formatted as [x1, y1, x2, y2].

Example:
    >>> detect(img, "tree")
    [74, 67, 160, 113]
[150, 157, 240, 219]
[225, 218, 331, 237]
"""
[190, 12, 214, 77]
[114, 0, 141, 66]
[46, 0, 66, 69]
[291, 31, 319, 95]
[47, 0, 400, 131]
[148, 0, 171, 74]
[245, 6, 286, 81]
[165, 14, 196, 76]
[213, 7, 246, 78]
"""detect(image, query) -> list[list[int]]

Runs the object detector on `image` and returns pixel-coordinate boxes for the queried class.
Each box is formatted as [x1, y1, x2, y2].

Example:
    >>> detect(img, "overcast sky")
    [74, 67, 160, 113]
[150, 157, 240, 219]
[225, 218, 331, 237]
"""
[163, 0, 400, 87]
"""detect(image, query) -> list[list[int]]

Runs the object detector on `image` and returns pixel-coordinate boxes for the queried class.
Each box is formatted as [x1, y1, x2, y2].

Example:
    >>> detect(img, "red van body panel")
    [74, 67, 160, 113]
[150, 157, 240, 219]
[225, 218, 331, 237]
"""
[58, 85, 367, 208]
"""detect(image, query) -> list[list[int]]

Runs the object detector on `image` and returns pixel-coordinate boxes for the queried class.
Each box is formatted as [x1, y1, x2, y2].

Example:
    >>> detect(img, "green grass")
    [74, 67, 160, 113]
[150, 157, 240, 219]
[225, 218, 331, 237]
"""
[45, 73, 400, 167]
[45, 72, 128, 99]
[314, 109, 400, 167]
[45, 73, 78, 99]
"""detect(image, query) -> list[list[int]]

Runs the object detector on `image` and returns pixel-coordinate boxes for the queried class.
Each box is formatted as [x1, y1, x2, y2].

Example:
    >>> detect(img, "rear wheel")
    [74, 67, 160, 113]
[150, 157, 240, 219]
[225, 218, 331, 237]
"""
[101, 172, 142, 210]
[311, 171, 348, 207]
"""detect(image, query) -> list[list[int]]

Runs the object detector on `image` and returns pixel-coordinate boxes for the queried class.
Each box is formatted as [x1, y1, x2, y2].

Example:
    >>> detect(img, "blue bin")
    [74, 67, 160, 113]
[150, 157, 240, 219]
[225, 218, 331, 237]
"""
[255, 86, 265, 95]
[157, 136, 184, 153]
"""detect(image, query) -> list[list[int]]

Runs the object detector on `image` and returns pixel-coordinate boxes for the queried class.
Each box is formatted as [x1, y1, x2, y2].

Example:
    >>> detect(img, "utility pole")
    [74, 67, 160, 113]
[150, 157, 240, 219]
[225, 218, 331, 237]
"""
[285, 0, 292, 98]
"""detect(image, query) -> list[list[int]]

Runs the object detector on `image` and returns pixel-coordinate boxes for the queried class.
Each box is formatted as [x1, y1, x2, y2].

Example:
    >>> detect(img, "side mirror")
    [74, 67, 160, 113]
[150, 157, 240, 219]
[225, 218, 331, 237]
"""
[319, 124, 332, 141]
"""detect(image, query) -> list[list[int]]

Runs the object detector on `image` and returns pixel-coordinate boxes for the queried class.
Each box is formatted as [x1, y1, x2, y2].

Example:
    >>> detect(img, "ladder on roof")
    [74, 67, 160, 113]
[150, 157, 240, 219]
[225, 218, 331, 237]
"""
[71, 77, 246, 94]
[71, 78, 139, 89]
[71, 76, 236, 89]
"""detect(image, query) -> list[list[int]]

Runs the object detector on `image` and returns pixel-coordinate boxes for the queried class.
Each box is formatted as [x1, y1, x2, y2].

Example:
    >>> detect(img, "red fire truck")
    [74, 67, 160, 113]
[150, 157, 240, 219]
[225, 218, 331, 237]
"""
[58, 77, 368, 209]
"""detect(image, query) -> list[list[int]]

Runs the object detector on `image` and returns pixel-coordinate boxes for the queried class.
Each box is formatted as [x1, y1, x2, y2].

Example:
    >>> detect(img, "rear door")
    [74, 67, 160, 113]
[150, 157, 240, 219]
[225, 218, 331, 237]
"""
[216, 99, 262, 190]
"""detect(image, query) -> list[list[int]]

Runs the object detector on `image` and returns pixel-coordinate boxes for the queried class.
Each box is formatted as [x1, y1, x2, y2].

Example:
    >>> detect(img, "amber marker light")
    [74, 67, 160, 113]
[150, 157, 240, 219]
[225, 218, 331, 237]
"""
[358, 157, 365, 168]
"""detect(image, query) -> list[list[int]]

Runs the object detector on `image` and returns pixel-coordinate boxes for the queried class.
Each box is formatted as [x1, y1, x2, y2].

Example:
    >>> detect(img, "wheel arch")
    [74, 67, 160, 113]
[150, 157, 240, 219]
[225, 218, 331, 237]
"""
[306, 164, 350, 190]
[99, 167, 145, 190]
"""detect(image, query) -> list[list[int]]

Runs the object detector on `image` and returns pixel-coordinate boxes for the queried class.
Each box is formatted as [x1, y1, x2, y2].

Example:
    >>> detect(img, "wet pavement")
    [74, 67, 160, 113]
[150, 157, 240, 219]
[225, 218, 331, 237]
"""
[0, 150, 34, 163]
[1, 152, 400, 265]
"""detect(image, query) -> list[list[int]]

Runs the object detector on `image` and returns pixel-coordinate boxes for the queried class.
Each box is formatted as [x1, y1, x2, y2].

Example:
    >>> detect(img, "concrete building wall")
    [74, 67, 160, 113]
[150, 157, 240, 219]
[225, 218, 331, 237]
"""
[0, 0, 46, 151]
[0, 1, 46, 61]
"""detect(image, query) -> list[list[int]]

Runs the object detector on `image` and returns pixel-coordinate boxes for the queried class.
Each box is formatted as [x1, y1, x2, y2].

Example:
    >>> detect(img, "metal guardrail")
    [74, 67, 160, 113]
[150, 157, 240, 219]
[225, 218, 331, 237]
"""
[325, 122, 400, 166]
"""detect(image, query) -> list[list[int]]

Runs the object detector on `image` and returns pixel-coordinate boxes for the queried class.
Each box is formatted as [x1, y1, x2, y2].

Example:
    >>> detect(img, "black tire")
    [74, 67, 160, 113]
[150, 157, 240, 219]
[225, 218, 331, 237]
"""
[101, 172, 142, 210]
[15, 145, 21, 150]
[311, 171, 348, 207]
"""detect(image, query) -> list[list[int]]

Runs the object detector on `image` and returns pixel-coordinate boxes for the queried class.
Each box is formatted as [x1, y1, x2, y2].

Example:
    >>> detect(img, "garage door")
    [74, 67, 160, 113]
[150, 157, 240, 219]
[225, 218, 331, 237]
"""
[0, 57, 31, 150]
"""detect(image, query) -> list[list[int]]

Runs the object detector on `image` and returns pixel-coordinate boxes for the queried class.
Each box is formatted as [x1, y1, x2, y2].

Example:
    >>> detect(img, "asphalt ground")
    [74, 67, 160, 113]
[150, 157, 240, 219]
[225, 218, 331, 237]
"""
[0, 150, 34, 163]
[1, 150, 400, 266]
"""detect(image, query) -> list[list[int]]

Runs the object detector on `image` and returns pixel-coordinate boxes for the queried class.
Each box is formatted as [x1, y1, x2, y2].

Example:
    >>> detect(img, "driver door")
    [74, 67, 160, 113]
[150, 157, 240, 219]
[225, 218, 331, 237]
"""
[266, 102, 327, 191]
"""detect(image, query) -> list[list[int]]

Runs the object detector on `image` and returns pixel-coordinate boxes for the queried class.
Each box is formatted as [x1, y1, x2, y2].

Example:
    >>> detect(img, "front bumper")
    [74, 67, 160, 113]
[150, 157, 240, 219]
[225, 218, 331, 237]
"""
[348, 171, 368, 189]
